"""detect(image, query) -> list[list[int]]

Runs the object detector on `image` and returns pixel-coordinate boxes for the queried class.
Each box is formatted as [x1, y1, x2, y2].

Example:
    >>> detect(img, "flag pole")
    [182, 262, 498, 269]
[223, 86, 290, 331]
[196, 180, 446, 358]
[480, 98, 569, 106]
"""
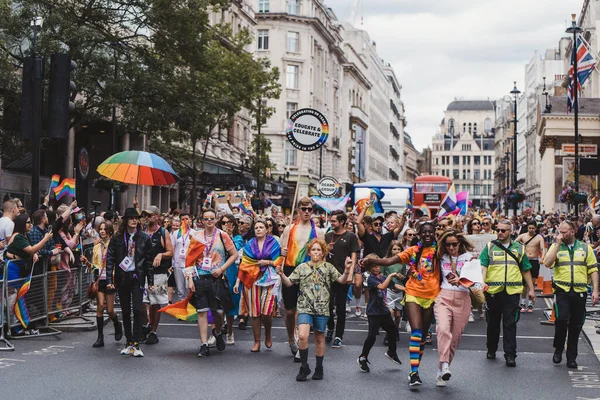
[290, 151, 306, 220]
[73, 167, 77, 201]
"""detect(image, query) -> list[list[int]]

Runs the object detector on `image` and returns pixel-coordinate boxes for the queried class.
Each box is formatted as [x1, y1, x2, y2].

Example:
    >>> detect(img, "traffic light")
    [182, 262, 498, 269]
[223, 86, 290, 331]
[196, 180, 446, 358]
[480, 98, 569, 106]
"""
[20, 56, 36, 139]
[47, 53, 76, 139]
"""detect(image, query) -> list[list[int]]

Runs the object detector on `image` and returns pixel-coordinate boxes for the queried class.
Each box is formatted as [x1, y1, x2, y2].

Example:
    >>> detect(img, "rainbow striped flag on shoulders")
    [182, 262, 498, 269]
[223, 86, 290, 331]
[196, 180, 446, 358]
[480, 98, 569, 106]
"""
[13, 263, 34, 328]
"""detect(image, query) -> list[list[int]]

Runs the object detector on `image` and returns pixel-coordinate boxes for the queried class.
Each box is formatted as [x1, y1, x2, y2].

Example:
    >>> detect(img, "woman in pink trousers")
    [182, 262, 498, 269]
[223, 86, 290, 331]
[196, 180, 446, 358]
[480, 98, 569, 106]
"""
[434, 229, 475, 387]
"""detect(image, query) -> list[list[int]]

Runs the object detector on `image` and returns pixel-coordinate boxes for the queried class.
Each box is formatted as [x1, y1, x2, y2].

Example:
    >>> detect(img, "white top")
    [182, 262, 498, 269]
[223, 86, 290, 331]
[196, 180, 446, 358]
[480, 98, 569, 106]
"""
[170, 229, 195, 269]
[440, 252, 472, 292]
[0, 216, 14, 241]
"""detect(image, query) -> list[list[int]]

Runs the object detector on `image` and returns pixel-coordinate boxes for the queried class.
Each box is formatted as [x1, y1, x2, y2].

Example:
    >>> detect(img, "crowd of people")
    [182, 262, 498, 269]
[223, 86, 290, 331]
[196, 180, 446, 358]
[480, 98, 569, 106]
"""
[0, 195, 599, 389]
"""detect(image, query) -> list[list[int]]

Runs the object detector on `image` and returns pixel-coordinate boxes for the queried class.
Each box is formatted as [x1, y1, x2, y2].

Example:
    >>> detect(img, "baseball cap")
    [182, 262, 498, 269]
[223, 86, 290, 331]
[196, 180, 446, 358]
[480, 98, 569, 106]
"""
[143, 205, 160, 215]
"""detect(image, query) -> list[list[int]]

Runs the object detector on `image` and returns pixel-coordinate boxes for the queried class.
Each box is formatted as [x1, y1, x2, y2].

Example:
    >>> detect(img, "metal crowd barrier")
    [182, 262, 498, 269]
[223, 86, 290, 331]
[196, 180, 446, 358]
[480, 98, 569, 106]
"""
[46, 264, 95, 328]
[3, 258, 62, 341]
[0, 261, 14, 351]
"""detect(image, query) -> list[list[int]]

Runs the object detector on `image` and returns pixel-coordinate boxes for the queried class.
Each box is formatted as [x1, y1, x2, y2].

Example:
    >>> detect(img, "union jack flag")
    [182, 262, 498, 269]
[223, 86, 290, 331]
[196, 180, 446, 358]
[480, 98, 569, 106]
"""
[567, 35, 597, 113]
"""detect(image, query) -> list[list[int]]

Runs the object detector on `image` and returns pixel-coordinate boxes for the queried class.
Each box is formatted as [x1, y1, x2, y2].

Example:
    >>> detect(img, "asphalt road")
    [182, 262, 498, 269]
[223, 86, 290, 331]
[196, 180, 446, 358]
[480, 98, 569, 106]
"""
[1, 304, 599, 400]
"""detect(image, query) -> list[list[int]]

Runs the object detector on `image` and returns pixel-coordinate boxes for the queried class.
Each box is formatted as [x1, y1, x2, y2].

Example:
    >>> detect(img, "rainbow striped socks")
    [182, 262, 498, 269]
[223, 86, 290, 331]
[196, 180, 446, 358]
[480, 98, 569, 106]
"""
[409, 329, 423, 373]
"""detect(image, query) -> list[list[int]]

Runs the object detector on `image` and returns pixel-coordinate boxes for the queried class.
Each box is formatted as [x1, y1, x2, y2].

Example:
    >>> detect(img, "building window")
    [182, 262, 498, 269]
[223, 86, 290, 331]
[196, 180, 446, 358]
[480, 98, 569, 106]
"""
[473, 123, 477, 135]
[448, 119, 455, 134]
[453, 169, 459, 179]
[484, 118, 492, 133]
[284, 141, 297, 166]
[453, 156, 460, 165]
[463, 122, 466, 133]
[286, 65, 298, 89]
[258, 0, 270, 13]
[287, 0, 298, 15]
[287, 31, 299, 52]
[468, 123, 472, 134]
[435, 158, 439, 165]
[474, 169, 480, 180]
[474, 155, 480, 165]
[286, 102, 298, 119]
[473, 184, 481, 196]
[257, 30, 269, 50]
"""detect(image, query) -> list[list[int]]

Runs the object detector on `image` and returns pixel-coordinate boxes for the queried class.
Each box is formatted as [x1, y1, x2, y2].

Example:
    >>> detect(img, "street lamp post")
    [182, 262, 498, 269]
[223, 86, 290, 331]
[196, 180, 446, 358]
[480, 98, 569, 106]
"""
[510, 82, 521, 217]
[566, 14, 583, 191]
[504, 152, 510, 215]
[30, 16, 43, 213]
[356, 139, 363, 183]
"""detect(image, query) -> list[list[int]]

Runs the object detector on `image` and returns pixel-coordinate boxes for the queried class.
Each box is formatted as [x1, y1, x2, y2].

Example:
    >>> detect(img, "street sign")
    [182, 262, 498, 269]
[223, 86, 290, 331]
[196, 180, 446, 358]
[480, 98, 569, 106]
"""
[424, 193, 441, 203]
[78, 147, 89, 180]
[317, 176, 339, 198]
[561, 143, 597, 156]
[286, 108, 329, 151]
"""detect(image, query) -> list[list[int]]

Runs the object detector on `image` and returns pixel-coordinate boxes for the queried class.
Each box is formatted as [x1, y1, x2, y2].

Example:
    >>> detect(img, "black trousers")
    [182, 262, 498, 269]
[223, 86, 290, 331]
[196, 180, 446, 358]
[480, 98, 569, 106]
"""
[485, 291, 520, 358]
[360, 314, 397, 358]
[553, 290, 587, 361]
[117, 276, 144, 343]
[327, 282, 350, 339]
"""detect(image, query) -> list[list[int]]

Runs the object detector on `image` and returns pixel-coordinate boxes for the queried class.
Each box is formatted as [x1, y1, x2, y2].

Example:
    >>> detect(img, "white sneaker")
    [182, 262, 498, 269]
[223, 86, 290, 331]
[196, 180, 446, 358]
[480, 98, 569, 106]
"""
[355, 307, 362, 317]
[207, 335, 217, 348]
[120, 344, 134, 355]
[441, 365, 451, 381]
[132, 343, 144, 357]
[468, 312, 475, 323]
[226, 333, 235, 345]
[406, 322, 411, 333]
[436, 375, 447, 387]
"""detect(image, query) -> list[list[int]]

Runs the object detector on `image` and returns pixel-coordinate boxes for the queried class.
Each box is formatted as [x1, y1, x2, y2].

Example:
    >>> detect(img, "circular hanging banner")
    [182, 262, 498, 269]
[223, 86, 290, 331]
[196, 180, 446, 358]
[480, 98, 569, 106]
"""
[78, 147, 89, 180]
[317, 176, 340, 198]
[286, 108, 329, 151]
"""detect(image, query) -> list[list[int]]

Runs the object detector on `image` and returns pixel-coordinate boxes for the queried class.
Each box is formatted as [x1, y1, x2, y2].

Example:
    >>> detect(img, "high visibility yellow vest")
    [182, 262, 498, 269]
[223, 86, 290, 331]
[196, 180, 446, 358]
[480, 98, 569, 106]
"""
[485, 241, 525, 295]
[550, 241, 591, 293]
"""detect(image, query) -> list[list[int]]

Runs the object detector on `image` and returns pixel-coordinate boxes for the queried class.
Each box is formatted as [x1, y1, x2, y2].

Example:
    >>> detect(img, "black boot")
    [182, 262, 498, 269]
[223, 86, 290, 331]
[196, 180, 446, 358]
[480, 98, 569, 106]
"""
[112, 316, 123, 342]
[93, 317, 104, 348]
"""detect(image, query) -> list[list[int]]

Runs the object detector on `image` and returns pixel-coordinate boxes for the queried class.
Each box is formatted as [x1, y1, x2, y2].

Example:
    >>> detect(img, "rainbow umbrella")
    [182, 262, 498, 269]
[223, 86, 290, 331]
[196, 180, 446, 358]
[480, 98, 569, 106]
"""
[96, 150, 179, 187]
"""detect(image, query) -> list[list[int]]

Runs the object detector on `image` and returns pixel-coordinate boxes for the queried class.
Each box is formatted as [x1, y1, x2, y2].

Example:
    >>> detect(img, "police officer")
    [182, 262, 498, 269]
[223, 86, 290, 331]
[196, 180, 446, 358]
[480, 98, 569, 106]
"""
[480, 219, 536, 367]
[544, 221, 599, 368]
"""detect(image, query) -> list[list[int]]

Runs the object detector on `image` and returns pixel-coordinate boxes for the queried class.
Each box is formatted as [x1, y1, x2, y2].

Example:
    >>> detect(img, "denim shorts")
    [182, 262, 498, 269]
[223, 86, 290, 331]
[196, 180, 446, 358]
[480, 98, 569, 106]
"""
[297, 313, 328, 333]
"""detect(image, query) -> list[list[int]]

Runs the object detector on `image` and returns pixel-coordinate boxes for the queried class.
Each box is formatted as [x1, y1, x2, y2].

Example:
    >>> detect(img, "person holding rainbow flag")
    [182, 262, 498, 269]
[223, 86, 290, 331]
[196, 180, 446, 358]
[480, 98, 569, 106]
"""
[279, 197, 324, 361]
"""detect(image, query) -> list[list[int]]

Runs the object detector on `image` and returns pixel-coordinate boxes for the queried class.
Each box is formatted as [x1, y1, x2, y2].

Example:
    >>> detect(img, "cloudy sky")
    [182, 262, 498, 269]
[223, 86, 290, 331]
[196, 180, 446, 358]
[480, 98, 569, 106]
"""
[324, 0, 581, 150]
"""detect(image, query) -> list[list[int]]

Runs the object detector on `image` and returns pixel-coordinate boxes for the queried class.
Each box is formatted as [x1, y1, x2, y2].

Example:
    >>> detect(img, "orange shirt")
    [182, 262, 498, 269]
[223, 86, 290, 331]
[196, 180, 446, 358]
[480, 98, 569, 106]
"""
[398, 245, 440, 300]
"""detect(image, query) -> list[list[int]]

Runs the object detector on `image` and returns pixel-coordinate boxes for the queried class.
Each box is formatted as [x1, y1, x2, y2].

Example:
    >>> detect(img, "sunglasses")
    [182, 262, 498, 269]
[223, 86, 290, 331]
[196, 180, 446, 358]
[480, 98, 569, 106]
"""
[203, 217, 216, 221]
[497, 228, 510, 233]
[300, 207, 313, 212]
[405, 233, 415, 237]
[372, 223, 382, 227]
[446, 242, 459, 247]
[482, 222, 491, 226]
[278, 224, 286, 227]
[471, 222, 480, 226]
[266, 224, 273, 227]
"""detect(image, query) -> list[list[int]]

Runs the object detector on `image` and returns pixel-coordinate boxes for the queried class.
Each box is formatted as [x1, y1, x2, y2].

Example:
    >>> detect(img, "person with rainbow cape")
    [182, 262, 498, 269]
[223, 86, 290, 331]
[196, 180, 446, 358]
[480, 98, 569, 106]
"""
[279, 197, 324, 361]
[234, 219, 283, 352]
[360, 221, 440, 390]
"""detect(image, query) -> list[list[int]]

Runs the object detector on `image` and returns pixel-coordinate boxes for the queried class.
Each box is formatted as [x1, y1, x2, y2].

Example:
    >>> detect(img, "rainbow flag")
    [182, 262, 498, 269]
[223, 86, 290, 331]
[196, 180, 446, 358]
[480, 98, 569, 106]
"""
[406, 200, 413, 210]
[53, 178, 76, 200]
[177, 218, 189, 238]
[239, 198, 253, 215]
[419, 204, 431, 218]
[239, 236, 283, 288]
[284, 220, 317, 266]
[158, 295, 214, 323]
[50, 174, 61, 191]
[14, 264, 33, 328]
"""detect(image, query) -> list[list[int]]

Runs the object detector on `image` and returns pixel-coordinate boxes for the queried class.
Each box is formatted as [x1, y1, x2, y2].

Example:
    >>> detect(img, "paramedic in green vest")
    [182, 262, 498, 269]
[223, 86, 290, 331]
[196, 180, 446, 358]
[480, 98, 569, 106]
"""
[544, 221, 599, 369]
[480, 219, 536, 367]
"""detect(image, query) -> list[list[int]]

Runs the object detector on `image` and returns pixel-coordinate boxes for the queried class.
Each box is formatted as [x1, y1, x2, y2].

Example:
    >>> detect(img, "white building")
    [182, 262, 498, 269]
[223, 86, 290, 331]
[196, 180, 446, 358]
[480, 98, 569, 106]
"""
[254, 0, 346, 199]
[253, 1, 406, 201]
[431, 100, 496, 208]
[520, 47, 566, 210]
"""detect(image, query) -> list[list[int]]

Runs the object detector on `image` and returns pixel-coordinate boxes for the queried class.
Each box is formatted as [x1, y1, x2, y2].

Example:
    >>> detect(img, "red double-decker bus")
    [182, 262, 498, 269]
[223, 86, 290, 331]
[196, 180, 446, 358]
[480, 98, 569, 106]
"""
[413, 175, 452, 218]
